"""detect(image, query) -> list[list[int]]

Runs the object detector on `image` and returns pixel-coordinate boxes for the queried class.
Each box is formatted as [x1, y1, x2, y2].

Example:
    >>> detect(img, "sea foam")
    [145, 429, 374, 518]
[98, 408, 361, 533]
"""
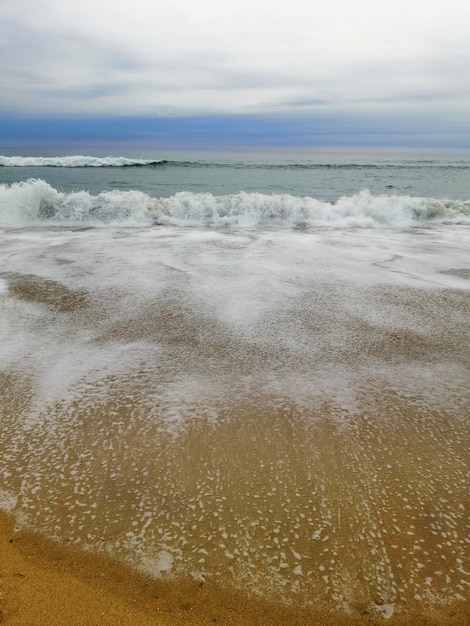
[0, 179, 469, 228]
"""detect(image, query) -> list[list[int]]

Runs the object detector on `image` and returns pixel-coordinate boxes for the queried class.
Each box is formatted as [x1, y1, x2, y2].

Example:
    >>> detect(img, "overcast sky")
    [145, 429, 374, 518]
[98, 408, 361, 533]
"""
[1, 0, 470, 147]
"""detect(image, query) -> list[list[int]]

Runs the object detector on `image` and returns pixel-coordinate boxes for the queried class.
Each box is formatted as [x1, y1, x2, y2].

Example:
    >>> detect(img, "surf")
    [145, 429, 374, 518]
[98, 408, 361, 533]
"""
[1, 179, 470, 229]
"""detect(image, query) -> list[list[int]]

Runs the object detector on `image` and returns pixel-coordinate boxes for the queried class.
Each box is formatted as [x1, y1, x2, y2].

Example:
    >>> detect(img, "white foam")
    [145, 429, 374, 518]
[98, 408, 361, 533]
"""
[0, 179, 155, 227]
[0, 490, 17, 512]
[1, 225, 469, 438]
[139, 550, 174, 576]
[1, 180, 470, 228]
[375, 603, 395, 619]
[0, 155, 163, 167]
[154, 189, 470, 229]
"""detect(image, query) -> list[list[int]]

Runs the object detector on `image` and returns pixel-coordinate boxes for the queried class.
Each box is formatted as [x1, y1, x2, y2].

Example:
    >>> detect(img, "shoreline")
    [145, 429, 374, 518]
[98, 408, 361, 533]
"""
[1, 509, 469, 626]
[1, 226, 469, 625]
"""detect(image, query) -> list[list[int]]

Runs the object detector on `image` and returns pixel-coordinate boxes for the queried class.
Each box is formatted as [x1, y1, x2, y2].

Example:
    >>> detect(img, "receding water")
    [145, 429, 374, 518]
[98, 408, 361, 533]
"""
[0, 149, 469, 621]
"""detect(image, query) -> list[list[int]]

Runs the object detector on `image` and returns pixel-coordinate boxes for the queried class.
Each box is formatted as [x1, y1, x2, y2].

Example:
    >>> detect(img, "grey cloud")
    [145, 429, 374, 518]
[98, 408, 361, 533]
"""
[1, 0, 470, 124]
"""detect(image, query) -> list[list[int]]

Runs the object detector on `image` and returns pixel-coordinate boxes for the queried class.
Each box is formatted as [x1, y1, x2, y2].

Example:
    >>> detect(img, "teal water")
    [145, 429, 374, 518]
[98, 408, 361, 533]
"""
[1, 148, 470, 228]
[1, 147, 470, 200]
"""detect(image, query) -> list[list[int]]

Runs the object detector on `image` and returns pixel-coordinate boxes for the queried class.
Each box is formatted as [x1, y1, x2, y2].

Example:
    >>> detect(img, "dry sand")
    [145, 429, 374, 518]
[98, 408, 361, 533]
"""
[0, 509, 468, 626]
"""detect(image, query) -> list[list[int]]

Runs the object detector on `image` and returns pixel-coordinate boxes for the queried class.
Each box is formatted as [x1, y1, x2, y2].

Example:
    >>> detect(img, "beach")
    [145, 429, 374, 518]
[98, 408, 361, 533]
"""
[1, 224, 469, 623]
[1, 507, 469, 625]
[1, 151, 469, 623]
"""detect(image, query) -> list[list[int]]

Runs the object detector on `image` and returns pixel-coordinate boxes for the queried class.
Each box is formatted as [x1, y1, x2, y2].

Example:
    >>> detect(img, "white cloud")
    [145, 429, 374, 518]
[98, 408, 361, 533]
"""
[1, 0, 470, 117]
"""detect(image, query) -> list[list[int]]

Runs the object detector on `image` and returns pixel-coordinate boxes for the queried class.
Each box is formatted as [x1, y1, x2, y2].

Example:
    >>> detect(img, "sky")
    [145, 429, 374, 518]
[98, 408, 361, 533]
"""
[1, 0, 470, 148]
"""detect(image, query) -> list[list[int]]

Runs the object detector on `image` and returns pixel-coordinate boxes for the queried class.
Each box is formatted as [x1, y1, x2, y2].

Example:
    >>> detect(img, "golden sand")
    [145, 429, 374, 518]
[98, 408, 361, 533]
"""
[1, 374, 469, 624]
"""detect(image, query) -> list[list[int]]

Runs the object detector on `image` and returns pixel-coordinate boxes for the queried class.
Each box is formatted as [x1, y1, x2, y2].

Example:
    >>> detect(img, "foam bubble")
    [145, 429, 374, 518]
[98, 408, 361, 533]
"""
[375, 603, 395, 619]
[0, 490, 17, 512]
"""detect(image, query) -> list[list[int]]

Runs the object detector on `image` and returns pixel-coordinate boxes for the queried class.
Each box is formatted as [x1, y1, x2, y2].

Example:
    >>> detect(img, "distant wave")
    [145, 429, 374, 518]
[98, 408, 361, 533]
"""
[0, 179, 469, 229]
[2, 155, 470, 171]
[0, 155, 166, 168]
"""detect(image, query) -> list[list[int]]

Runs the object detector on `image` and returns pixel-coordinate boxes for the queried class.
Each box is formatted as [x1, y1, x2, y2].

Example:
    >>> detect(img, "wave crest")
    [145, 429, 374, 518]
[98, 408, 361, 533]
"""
[0, 180, 469, 228]
[0, 155, 165, 168]
[0, 179, 155, 226]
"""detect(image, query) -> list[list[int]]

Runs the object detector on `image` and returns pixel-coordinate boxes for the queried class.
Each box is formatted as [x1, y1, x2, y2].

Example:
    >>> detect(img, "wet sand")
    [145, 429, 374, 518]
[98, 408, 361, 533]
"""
[1, 227, 469, 624]
[1, 508, 468, 626]
[1, 395, 469, 625]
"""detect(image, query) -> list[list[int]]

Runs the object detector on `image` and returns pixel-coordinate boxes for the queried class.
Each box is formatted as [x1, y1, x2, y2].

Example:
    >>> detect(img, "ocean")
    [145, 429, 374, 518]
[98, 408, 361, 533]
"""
[0, 147, 469, 621]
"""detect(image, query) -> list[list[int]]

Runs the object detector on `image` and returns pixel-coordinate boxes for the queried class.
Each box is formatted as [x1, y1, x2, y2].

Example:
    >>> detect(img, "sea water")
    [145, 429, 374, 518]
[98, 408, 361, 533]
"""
[0, 148, 469, 619]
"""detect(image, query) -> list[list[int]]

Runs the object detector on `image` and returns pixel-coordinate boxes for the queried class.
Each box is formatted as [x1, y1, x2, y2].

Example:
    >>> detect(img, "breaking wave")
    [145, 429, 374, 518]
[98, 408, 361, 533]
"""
[0, 155, 165, 168]
[2, 155, 470, 171]
[1, 179, 469, 229]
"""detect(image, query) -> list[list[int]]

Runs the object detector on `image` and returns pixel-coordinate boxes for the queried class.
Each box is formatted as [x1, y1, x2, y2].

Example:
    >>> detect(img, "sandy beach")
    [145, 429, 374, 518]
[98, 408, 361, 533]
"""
[1, 226, 469, 624]
[0, 508, 468, 626]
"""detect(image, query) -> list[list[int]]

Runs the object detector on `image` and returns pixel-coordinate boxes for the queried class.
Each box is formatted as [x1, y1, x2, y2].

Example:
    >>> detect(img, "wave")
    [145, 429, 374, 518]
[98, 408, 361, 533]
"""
[0, 155, 166, 168]
[0, 179, 469, 229]
[2, 155, 470, 171]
